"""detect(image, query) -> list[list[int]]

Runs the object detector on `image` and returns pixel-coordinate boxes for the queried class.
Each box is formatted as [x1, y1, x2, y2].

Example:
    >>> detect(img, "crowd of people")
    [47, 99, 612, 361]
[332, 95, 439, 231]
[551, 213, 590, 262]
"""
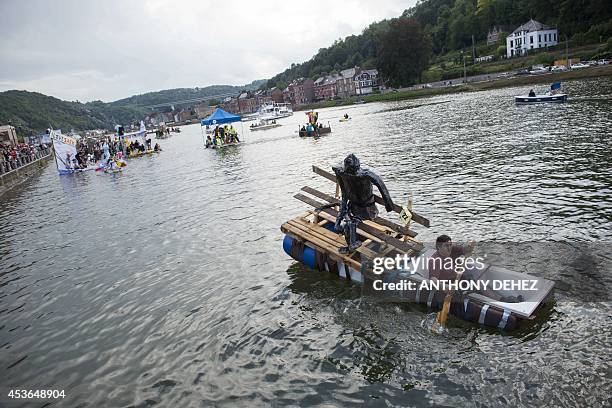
[205, 125, 240, 148]
[1, 143, 50, 174]
[62, 137, 162, 171]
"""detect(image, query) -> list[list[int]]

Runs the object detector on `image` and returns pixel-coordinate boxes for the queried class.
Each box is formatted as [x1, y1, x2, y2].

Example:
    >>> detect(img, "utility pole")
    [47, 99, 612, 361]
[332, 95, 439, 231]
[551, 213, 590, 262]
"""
[472, 35, 476, 62]
[566, 36, 569, 68]
[463, 53, 467, 83]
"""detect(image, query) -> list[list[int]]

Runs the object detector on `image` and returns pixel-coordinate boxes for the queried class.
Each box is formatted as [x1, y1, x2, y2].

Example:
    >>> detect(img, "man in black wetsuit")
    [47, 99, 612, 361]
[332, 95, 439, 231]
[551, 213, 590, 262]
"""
[332, 154, 394, 254]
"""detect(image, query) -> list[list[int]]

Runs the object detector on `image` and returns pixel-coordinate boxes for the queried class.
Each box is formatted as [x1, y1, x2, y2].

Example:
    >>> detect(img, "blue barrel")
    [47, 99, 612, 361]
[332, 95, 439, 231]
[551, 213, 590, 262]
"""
[283, 235, 316, 269]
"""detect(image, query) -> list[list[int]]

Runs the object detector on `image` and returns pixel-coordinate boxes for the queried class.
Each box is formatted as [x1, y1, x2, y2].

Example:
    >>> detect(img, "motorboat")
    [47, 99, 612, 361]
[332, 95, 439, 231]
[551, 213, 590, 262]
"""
[515, 93, 567, 104]
[258, 103, 293, 120]
[240, 112, 259, 122]
[250, 119, 281, 131]
[515, 82, 567, 104]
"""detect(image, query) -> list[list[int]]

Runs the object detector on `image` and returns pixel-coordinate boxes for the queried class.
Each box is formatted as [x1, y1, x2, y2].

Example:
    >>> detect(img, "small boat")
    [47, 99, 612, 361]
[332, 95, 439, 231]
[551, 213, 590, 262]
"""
[515, 94, 567, 104]
[299, 125, 332, 137]
[58, 166, 96, 175]
[280, 165, 555, 331]
[515, 82, 567, 104]
[127, 149, 160, 158]
[258, 102, 293, 120]
[206, 141, 244, 149]
[250, 119, 281, 131]
[104, 168, 123, 174]
[241, 113, 259, 122]
[339, 117, 351, 122]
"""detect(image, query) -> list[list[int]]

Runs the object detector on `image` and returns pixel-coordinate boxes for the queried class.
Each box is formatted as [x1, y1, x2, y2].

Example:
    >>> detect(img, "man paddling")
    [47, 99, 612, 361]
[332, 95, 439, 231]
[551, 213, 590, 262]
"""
[429, 235, 523, 302]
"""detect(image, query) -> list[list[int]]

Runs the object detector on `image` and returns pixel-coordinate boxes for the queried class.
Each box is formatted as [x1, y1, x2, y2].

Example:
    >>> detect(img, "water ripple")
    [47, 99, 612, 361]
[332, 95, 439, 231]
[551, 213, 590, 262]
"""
[0, 77, 610, 407]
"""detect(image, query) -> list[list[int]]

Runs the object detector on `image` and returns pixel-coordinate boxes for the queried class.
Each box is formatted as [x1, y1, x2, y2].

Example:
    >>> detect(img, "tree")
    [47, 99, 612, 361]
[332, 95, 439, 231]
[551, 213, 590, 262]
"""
[376, 18, 432, 87]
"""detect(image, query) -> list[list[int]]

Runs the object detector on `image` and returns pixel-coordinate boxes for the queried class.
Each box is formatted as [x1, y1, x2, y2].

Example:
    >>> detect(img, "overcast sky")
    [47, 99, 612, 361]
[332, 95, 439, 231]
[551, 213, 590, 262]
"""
[0, 0, 414, 102]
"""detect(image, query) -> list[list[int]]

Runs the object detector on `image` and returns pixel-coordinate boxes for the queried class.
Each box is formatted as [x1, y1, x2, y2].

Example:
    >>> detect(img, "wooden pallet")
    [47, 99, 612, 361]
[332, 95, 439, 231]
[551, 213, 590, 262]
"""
[280, 164, 430, 270]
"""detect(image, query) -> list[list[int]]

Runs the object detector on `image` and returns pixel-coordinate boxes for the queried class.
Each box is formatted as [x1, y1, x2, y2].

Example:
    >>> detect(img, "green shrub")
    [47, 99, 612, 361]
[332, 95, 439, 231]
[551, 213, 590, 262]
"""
[422, 67, 443, 82]
[534, 53, 554, 65]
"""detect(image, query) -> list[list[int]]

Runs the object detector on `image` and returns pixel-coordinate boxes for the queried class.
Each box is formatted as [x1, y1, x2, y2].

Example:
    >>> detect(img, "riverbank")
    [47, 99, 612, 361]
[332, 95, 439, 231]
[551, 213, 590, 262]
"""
[295, 64, 612, 111]
[0, 152, 52, 197]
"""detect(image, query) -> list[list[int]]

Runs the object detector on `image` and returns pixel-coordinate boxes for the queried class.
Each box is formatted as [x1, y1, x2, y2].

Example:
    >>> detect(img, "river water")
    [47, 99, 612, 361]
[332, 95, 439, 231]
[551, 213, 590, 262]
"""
[1, 78, 611, 407]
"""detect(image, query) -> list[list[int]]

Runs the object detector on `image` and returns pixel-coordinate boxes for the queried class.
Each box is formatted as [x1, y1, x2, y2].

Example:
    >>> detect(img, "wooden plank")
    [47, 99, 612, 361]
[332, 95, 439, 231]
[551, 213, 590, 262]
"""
[306, 209, 388, 247]
[281, 222, 361, 270]
[311, 165, 431, 228]
[301, 186, 417, 238]
[294, 193, 423, 254]
[288, 219, 344, 246]
[298, 195, 423, 254]
[290, 218, 380, 260]
[309, 209, 401, 258]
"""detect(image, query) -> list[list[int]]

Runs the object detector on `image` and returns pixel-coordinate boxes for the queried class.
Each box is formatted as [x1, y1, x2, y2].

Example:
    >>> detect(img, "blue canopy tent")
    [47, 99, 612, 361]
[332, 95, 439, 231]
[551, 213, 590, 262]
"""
[201, 108, 244, 147]
[201, 108, 241, 125]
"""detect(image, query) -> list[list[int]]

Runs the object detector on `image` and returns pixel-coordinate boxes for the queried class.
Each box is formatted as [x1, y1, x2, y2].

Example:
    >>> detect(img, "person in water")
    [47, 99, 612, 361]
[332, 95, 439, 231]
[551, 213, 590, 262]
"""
[528, 89, 536, 97]
[428, 235, 523, 302]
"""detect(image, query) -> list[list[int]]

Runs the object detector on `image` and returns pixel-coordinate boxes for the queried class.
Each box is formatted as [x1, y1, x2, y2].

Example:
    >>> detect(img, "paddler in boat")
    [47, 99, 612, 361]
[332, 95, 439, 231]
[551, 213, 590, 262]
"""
[344, 113, 349, 119]
[306, 123, 315, 136]
[205, 135, 213, 148]
[224, 125, 231, 144]
[528, 89, 536, 97]
[115, 152, 126, 167]
[230, 126, 240, 143]
[428, 235, 523, 302]
[154, 143, 162, 152]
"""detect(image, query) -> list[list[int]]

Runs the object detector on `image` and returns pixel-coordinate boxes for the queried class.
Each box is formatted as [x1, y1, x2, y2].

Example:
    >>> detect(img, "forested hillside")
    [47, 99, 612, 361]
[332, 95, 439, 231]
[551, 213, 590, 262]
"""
[266, 0, 612, 89]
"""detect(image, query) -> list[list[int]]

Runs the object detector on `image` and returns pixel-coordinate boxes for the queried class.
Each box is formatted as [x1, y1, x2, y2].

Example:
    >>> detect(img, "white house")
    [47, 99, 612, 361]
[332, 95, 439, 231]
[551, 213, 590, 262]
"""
[354, 69, 380, 95]
[506, 19, 558, 58]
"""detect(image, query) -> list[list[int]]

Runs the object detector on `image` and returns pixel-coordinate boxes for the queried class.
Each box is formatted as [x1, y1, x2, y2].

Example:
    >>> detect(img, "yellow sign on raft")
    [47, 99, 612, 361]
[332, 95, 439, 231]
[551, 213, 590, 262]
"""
[399, 206, 412, 226]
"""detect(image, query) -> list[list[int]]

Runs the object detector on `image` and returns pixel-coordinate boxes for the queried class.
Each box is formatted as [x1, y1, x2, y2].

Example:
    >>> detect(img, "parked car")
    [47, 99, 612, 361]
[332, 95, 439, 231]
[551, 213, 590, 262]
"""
[514, 68, 530, 76]
[529, 67, 550, 74]
[551, 65, 568, 72]
[597, 59, 610, 65]
[570, 63, 590, 69]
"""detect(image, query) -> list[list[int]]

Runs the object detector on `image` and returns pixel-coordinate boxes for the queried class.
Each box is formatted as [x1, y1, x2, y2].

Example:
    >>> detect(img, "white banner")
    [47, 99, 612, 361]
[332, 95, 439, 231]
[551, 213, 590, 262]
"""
[50, 129, 78, 173]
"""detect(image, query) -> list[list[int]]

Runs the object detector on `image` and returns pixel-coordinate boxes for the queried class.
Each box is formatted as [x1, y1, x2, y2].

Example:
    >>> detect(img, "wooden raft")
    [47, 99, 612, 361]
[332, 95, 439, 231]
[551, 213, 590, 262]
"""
[280, 165, 430, 273]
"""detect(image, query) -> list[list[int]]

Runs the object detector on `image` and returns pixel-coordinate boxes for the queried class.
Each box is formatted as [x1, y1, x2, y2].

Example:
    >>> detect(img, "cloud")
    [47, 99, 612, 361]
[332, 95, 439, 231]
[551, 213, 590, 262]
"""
[0, 0, 413, 102]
